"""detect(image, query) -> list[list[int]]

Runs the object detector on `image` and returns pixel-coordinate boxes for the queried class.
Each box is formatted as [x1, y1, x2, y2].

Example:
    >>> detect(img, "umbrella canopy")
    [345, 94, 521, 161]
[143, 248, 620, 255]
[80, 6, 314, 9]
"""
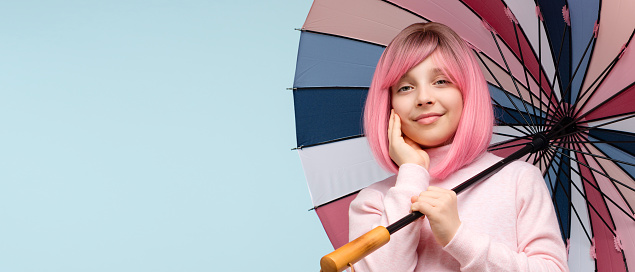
[291, 0, 635, 270]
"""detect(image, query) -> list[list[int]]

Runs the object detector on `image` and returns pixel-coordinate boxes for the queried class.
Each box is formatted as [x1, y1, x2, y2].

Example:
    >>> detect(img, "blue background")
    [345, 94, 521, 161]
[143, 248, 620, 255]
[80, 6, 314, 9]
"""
[0, 1, 334, 271]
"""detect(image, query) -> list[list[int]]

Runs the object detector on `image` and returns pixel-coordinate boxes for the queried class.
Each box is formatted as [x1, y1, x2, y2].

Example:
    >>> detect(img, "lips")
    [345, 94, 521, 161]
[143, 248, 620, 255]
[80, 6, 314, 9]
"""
[414, 113, 442, 125]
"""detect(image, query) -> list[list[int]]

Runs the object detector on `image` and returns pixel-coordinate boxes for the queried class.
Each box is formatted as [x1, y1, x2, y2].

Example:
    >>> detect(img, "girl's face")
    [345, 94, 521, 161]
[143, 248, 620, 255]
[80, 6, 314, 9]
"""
[391, 56, 463, 148]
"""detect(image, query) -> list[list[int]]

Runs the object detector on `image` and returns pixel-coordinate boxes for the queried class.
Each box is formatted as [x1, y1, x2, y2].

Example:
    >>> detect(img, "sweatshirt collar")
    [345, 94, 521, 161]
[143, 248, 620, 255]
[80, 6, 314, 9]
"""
[426, 144, 452, 170]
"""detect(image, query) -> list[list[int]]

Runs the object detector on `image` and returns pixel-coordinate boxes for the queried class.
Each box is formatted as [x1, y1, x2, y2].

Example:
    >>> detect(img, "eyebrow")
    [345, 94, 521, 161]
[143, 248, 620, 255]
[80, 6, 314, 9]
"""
[430, 67, 444, 76]
[396, 66, 445, 85]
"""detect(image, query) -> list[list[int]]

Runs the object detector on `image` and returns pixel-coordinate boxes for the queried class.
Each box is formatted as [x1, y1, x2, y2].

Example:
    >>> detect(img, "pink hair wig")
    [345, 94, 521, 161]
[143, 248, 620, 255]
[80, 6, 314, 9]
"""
[364, 22, 494, 179]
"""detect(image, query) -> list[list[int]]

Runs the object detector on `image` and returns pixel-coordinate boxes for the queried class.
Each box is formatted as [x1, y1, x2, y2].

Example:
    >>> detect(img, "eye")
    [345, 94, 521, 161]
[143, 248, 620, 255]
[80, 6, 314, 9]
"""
[434, 79, 450, 85]
[397, 86, 413, 92]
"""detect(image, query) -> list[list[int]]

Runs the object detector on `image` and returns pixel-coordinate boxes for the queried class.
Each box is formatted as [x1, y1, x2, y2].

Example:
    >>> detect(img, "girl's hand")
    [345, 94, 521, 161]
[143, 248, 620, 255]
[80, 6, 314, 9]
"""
[388, 110, 430, 169]
[410, 186, 461, 247]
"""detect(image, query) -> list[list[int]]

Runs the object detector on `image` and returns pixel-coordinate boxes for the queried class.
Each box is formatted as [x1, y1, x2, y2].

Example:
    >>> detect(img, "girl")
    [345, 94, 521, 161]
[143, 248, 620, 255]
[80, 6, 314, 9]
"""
[349, 22, 569, 271]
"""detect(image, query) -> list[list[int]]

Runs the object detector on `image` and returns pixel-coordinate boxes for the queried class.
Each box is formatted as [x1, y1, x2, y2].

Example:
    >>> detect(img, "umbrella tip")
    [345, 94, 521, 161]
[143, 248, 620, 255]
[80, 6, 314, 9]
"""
[504, 7, 518, 24]
[594, 21, 600, 38]
[535, 6, 544, 21]
[562, 6, 571, 26]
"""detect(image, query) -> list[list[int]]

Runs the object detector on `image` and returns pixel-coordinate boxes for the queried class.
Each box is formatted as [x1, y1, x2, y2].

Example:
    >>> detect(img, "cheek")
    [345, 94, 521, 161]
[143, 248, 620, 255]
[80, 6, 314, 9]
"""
[391, 97, 409, 116]
[450, 92, 464, 115]
[443, 91, 463, 130]
[451, 100, 464, 128]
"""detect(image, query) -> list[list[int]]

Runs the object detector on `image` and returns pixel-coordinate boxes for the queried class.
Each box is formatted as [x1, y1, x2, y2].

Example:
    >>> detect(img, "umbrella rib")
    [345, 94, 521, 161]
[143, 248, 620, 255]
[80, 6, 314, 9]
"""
[542, 148, 558, 194]
[308, 190, 361, 211]
[493, 122, 532, 137]
[556, 140, 635, 144]
[560, 141, 635, 262]
[525, 16, 564, 123]
[474, 51, 542, 133]
[379, 0, 431, 25]
[572, 27, 634, 116]
[535, 147, 544, 169]
[545, 113, 635, 146]
[583, 112, 635, 131]
[551, 145, 635, 221]
[537, 15, 547, 134]
[559, 131, 635, 168]
[543, 147, 597, 242]
[570, 57, 620, 120]
[292, 134, 365, 150]
[536, 32, 564, 121]
[510, 20, 540, 129]
[492, 103, 534, 135]
[533, 147, 549, 166]
[525, 151, 534, 164]
[488, 31, 538, 134]
[488, 141, 532, 152]
[555, 141, 635, 174]
[492, 92, 533, 127]
[549, 22, 569, 106]
[578, 82, 635, 127]
[544, 113, 635, 144]
[489, 134, 532, 150]
[565, 148, 591, 242]
[549, 147, 622, 236]
[545, 148, 584, 242]
[541, 148, 568, 240]
[299, 29, 388, 48]
[474, 51, 559, 123]
[475, 48, 558, 115]
[575, 134, 635, 216]
[464, 1, 557, 119]
[550, 147, 591, 242]
[493, 131, 530, 140]
[561, 34, 596, 117]
[544, 147, 564, 201]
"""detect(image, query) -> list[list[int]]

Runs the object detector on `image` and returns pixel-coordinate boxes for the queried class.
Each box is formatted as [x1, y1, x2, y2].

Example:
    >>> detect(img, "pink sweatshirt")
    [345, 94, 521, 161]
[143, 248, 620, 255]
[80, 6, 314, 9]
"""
[349, 146, 569, 271]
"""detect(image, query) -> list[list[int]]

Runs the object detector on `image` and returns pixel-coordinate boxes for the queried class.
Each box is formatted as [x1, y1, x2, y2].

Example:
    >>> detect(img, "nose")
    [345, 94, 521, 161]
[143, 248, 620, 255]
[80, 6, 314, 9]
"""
[416, 89, 435, 107]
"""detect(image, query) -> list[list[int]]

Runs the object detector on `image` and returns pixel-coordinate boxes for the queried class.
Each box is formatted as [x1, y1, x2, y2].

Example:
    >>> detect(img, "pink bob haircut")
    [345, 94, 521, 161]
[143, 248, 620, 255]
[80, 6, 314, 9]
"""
[364, 22, 494, 179]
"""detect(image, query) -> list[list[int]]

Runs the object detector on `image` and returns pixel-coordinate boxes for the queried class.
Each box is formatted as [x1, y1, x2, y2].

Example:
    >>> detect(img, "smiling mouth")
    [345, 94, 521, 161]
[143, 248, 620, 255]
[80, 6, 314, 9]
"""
[415, 113, 442, 125]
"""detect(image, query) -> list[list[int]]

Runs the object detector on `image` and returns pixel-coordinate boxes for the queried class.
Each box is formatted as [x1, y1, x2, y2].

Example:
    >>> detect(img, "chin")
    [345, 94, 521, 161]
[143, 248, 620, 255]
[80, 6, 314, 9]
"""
[416, 137, 454, 149]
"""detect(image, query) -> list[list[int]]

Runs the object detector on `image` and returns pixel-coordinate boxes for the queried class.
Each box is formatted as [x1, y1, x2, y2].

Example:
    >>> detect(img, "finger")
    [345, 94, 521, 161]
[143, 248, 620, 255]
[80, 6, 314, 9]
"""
[418, 190, 447, 199]
[388, 110, 394, 144]
[393, 112, 402, 136]
[392, 112, 404, 144]
[416, 196, 442, 205]
[411, 200, 434, 213]
[427, 186, 445, 192]
[427, 187, 457, 199]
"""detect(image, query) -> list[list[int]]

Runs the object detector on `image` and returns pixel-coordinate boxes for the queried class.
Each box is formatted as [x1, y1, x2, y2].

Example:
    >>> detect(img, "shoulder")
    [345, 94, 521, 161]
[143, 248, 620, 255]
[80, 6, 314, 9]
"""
[491, 156, 552, 201]
[350, 175, 397, 206]
[478, 152, 542, 179]
[504, 160, 543, 182]
[471, 153, 546, 192]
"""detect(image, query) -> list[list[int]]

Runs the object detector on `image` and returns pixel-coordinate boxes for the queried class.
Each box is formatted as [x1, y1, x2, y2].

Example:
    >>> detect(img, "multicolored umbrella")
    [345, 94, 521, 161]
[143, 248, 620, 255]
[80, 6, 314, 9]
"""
[291, 0, 635, 270]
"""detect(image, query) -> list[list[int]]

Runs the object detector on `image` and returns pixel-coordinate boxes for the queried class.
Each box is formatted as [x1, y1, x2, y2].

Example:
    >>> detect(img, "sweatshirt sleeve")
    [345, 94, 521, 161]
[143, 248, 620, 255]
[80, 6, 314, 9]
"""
[442, 164, 569, 272]
[348, 163, 430, 272]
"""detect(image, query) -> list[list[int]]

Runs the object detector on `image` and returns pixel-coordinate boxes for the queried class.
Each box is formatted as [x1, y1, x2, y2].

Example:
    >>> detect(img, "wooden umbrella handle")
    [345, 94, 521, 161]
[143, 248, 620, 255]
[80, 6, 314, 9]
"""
[319, 226, 390, 272]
